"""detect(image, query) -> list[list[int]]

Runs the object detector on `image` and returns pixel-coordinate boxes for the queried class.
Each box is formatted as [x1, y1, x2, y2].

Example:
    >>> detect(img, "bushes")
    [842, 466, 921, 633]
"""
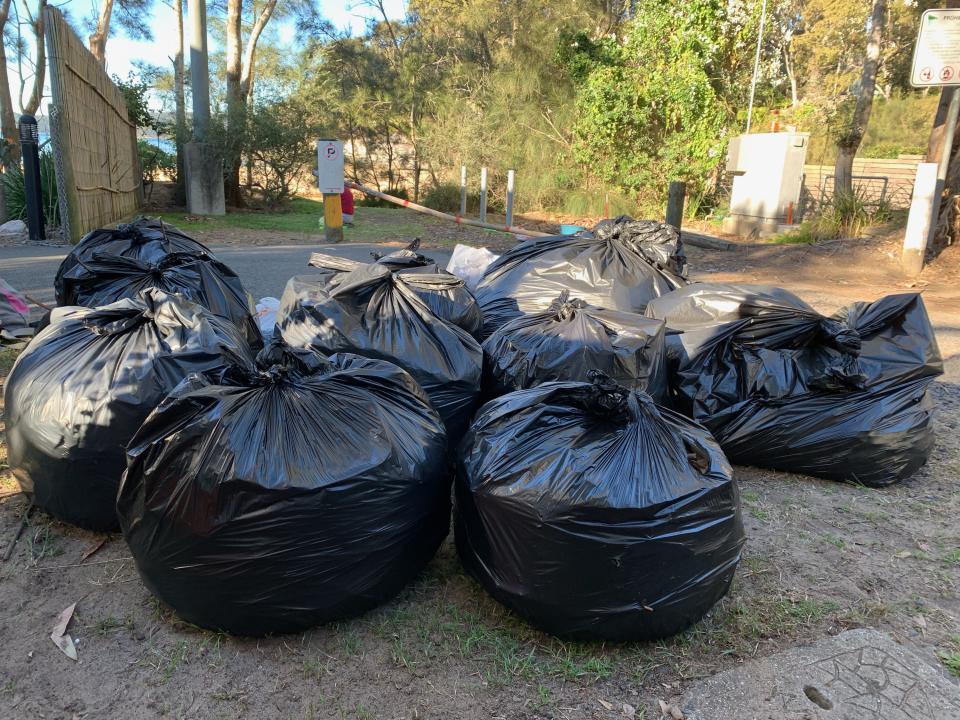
[138, 140, 176, 202]
[777, 188, 895, 243]
[1, 150, 60, 228]
[421, 183, 481, 214]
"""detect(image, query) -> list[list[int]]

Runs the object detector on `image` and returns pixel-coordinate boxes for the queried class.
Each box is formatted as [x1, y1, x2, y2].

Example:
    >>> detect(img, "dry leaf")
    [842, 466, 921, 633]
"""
[894, 550, 912, 559]
[622, 702, 636, 718]
[599, 699, 614, 711]
[51, 603, 78, 661]
[80, 536, 107, 561]
[658, 700, 684, 720]
[913, 614, 927, 635]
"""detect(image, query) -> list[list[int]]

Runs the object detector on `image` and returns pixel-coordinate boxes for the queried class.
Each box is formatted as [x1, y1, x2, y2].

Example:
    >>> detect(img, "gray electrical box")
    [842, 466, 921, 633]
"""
[722, 132, 809, 236]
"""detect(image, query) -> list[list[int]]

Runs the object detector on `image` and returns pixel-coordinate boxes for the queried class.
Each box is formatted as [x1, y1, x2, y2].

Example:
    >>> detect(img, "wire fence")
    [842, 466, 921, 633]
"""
[45, 7, 142, 242]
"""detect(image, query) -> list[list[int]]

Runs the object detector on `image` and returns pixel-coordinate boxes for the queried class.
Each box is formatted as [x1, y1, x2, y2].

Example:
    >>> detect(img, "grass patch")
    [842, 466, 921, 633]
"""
[939, 636, 960, 677]
[155, 200, 451, 245]
[0, 346, 21, 377]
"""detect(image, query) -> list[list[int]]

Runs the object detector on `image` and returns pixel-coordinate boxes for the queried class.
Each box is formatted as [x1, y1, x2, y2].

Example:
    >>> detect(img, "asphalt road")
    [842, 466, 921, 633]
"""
[0, 242, 455, 307]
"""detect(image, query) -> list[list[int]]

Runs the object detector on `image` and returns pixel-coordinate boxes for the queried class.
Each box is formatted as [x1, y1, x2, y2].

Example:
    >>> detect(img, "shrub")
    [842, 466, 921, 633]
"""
[1, 149, 60, 227]
[246, 99, 323, 207]
[138, 140, 176, 202]
[421, 183, 481, 214]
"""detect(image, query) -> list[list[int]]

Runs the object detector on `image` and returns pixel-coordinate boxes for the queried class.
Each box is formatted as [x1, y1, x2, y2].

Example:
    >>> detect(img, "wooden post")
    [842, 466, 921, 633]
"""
[666, 181, 686, 230]
[604, 192, 610, 219]
[323, 193, 343, 243]
[505, 169, 515, 228]
[459, 165, 467, 217]
[479, 167, 488, 223]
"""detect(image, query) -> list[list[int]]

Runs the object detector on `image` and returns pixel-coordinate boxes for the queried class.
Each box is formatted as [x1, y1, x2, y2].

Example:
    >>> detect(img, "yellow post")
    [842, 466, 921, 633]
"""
[323, 193, 343, 243]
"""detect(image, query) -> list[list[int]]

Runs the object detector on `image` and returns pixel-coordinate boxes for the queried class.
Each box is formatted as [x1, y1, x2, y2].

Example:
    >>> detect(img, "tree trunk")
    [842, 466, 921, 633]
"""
[783, 43, 798, 108]
[224, 0, 244, 206]
[0, 0, 19, 167]
[88, 0, 114, 67]
[172, 0, 187, 205]
[22, 0, 46, 116]
[834, 0, 885, 197]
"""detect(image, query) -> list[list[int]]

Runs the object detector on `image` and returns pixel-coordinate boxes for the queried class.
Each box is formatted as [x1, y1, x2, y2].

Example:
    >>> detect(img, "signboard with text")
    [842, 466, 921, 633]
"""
[911, 9, 960, 87]
[316, 139, 345, 194]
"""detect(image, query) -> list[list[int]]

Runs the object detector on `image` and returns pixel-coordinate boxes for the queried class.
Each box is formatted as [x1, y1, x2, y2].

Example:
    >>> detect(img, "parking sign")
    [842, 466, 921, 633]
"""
[911, 9, 960, 87]
[316, 139, 344, 194]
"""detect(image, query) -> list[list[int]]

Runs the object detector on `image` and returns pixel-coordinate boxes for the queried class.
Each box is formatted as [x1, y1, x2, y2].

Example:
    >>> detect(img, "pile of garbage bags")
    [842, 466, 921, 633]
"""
[455, 374, 745, 640]
[475, 217, 687, 338]
[55, 218, 262, 349]
[5, 213, 945, 641]
[118, 343, 450, 635]
[646, 284, 942, 487]
[4, 289, 254, 530]
[482, 290, 668, 402]
[277, 256, 482, 439]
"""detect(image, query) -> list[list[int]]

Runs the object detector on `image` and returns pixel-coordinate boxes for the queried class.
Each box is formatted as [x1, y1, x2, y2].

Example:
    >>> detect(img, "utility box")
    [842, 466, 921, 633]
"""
[722, 132, 809, 237]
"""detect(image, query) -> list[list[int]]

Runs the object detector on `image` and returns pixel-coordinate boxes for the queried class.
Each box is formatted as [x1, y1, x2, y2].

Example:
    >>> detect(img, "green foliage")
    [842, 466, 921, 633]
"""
[561, 1, 741, 212]
[113, 71, 157, 130]
[773, 188, 893, 243]
[138, 140, 176, 201]
[421, 184, 480, 214]
[245, 98, 324, 207]
[1, 151, 60, 227]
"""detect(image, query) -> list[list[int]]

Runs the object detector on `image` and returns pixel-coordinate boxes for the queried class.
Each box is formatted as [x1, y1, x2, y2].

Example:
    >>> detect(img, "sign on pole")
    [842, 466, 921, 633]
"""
[911, 9, 960, 87]
[316, 139, 344, 194]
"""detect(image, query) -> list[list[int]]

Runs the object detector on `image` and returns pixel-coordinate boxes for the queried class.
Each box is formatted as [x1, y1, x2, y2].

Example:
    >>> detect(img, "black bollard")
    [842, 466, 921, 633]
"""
[18, 114, 45, 241]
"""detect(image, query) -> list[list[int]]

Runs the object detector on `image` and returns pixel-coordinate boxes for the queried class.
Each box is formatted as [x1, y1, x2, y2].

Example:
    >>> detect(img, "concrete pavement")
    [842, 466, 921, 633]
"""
[0, 242, 455, 307]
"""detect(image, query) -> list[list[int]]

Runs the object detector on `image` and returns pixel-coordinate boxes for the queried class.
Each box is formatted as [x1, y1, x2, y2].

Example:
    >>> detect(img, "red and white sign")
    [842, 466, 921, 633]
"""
[316, 139, 344, 194]
[911, 9, 960, 87]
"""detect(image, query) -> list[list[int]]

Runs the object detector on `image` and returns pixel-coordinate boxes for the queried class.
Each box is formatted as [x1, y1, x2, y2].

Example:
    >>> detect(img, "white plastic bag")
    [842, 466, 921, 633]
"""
[445, 244, 500, 290]
[255, 297, 280, 340]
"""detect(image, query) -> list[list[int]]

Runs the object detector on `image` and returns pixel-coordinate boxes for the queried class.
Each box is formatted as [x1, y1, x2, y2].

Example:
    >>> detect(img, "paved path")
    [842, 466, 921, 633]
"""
[0, 242, 454, 306]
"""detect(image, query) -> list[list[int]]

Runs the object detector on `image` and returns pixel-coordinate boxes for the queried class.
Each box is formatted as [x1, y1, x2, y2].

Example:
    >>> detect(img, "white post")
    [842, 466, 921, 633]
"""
[505, 169, 515, 228]
[479, 167, 488, 223]
[903, 162, 939, 276]
[459, 165, 467, 217]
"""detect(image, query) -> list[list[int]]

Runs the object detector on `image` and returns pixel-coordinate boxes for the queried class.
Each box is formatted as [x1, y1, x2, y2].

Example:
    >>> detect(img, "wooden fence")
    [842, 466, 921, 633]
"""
[45, 7, 142, 243]
[801, 155, 922, 211]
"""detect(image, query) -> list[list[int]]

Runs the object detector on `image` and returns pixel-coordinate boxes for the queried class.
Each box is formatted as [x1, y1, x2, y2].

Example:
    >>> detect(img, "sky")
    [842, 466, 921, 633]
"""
[7, 0, 408, 117]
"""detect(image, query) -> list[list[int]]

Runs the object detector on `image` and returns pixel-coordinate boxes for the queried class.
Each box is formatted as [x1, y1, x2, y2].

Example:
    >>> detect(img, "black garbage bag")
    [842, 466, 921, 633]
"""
[646, 284, 943, 486]
[455, 374, 745, 641]
[475, 216, 687, 338]
[277, 263, 482, 440]
[55, 217, 261, 350]
[307, 245, 482, 338]
[482, 291, 669, 403]
[117, 342, 450, 636]
[4, 289, 256, 530]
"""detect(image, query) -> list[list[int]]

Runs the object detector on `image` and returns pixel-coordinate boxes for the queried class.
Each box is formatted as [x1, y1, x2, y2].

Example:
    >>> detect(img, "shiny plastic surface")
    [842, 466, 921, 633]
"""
[475, 217, 687, 338]
[455, 375, 745, 641]
[4, 289, 256, 530]
[277, 262, 482, 440]
[482, 291, 669, 403]
[307, 245, 483, 338]
[646, 284, 943, 486]
[118, 344, 450, 636]
[55, 218, 262, 350]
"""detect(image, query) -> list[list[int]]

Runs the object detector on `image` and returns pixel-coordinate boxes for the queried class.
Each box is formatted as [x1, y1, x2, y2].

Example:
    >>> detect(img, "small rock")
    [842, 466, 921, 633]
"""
[0, 219, 26, 235]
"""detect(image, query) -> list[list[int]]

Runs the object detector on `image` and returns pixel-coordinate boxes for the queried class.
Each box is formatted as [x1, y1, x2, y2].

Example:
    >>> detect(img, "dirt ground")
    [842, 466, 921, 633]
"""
[0, 232, 958, 720]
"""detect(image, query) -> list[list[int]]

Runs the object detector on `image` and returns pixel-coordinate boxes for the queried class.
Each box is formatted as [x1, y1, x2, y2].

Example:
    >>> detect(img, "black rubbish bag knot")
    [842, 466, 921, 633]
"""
[819, 318, 862, 354]
[548, 290, 585, 321]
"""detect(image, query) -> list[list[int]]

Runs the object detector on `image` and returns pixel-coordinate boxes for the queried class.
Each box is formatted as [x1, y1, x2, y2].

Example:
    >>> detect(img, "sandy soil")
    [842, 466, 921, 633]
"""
[0, 234, 957, 720]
